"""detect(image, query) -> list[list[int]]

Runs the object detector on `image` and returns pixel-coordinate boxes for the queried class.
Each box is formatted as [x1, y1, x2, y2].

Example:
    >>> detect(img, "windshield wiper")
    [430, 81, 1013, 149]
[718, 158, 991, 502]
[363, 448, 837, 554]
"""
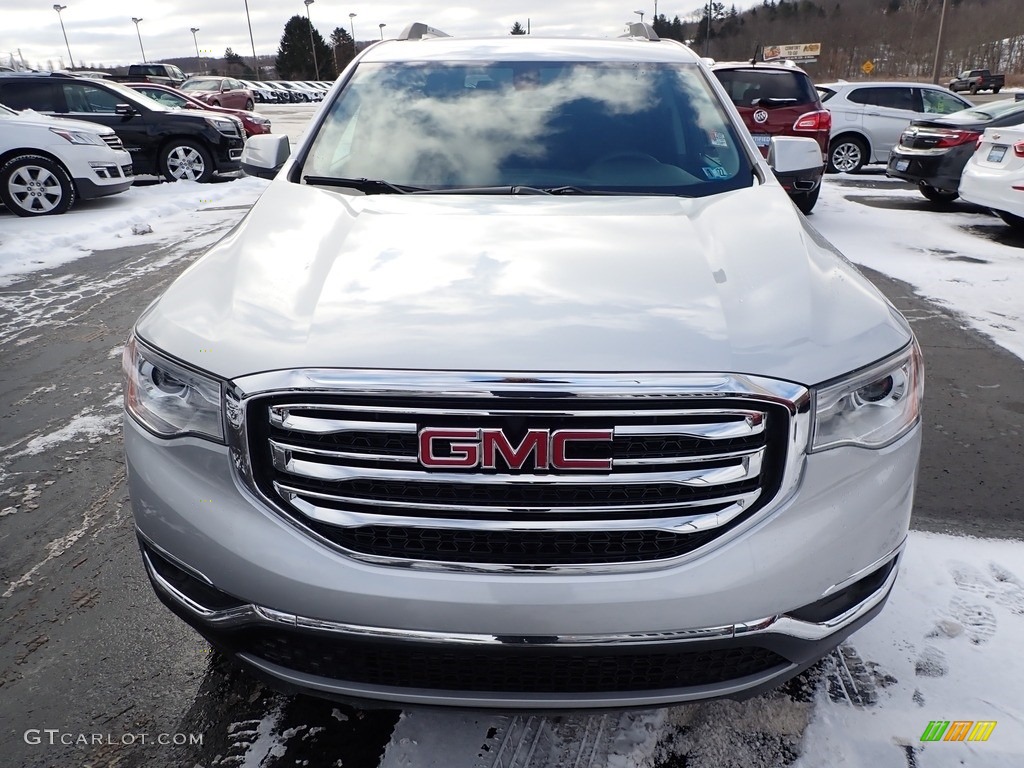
[410, 185, 554, 195]
[303, 176, 426, 194]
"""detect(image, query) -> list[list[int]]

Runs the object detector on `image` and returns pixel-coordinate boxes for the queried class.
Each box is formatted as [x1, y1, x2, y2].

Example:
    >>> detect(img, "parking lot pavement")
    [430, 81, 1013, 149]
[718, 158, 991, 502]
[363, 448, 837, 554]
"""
[1, 115, 1022, 766]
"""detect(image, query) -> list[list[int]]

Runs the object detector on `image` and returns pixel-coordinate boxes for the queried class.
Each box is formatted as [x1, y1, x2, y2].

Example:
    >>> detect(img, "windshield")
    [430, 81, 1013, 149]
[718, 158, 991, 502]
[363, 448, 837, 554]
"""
[302, 61, 752, 196]
[182, 79, 219, 91]
[102, 80, 171, 111]
[953, 100, 1024, 122]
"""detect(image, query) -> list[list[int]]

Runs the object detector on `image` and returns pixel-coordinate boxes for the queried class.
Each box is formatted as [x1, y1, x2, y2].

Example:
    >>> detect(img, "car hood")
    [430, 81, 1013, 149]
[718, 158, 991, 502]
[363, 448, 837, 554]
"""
[12, 108, 115, 136]
[137, 181, 911, 385]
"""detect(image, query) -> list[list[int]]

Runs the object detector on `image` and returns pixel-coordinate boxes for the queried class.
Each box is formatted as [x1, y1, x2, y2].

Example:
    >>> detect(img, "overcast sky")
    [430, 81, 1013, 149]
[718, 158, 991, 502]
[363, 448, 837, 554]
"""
[4, 1, 758, 70]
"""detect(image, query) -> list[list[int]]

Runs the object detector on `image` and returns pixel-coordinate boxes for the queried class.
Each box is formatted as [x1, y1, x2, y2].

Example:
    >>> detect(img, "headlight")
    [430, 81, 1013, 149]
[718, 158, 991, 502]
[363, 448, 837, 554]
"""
[811, 341, 923, 452]
[123, 335, 224, 442]
[49, 127, 105, 146]
[206, 117, 238, 136]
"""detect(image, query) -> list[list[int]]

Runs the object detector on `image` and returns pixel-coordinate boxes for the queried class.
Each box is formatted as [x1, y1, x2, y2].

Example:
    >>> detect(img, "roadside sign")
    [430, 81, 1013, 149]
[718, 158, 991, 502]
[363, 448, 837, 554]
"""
[861, 60, 875, 75]
[764, 42, 821, 63]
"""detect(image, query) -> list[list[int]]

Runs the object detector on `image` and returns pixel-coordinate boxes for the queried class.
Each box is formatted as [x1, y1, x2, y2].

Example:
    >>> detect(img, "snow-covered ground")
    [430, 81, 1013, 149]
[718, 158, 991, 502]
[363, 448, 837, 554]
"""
[2, 149, 1022, 766]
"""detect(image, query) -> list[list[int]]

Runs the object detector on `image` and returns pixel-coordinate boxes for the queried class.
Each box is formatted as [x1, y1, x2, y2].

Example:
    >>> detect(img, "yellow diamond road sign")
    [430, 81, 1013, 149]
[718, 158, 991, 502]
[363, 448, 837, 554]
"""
[862, 60, 875, 75]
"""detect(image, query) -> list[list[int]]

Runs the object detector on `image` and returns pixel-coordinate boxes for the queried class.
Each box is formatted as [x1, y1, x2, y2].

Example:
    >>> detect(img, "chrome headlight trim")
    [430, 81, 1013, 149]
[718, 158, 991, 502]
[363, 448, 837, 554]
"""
[811, 341, 923, 452]
[122, 333, 225, 443]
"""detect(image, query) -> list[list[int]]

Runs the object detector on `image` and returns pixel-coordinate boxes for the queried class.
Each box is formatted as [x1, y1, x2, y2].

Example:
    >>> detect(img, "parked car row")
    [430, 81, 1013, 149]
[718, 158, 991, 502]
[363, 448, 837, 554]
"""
[888, 98, 1024, 203]
[238, 79, 330, 103]
[0, 71, 245, 196]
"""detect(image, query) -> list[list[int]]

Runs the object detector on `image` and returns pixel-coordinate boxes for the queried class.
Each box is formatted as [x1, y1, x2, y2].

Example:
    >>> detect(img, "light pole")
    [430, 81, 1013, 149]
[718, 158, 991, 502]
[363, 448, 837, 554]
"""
[53, 5, 74, 70]
[931, 0, 950, 84]
[190, 27, 200, 70]
[349, 13, 357, 45]
[303, 0, 320, 79]
[131, 17, 146, 63]
[704, 1, 712, 57]
[243, 0, 260, 78]
[379, 23, 385, 41]
[634, 10, 644, 24]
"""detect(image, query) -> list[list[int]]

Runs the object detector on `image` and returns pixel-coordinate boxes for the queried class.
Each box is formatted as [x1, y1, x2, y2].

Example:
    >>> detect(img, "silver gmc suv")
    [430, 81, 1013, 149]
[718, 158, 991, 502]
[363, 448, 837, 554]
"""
[123, 23, 923, 709]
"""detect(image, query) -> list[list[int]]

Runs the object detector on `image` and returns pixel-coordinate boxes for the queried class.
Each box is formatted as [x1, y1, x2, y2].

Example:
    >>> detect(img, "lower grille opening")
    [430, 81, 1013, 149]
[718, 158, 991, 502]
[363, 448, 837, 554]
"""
[307, 523, 721, 565]
[786, 557, 897, 624]
[230, 627, 787, 693]
[141, 539, 245, 612]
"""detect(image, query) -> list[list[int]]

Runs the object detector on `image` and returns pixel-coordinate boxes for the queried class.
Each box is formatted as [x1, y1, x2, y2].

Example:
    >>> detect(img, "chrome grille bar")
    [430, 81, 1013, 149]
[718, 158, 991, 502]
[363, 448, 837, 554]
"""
[279, 487, 761, 533]
[274, 481, 762, 517]
[271, 444, 764, 486]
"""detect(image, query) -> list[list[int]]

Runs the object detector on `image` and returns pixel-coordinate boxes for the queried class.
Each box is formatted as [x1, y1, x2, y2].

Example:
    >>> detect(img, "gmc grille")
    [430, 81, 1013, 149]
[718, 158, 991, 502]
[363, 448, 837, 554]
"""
[241, 384, 795, 570]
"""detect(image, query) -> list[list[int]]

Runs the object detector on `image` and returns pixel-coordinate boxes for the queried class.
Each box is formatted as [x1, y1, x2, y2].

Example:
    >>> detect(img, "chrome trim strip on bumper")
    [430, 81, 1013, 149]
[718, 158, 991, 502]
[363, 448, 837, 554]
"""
[143, 534, 900, 648]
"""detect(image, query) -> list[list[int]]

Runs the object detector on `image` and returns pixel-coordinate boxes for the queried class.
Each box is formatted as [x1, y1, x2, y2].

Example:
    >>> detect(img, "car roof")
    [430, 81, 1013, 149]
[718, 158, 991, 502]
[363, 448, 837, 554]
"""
[361, 36, 699, 65]
[818, 81, 951, 89]
[712, 60, 810, 75]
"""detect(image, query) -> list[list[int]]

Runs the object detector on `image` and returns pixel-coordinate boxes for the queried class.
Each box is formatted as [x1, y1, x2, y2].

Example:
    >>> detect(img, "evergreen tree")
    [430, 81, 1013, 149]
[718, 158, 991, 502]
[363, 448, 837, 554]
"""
[510, 21, 527, 35]
[330, 26, 356, 72]
[276, 15, 336, 80]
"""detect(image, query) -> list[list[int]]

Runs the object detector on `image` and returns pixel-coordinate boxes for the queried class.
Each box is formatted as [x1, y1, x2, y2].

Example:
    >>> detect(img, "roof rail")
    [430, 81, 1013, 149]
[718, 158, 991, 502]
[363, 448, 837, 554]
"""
[619, 22, 660, 41]
[398, 22, 452, 41]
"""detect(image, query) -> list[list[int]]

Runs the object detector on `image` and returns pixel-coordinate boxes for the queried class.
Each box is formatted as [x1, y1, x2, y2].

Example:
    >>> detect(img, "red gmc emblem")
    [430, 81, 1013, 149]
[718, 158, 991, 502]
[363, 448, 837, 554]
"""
[418, 428, 613, 471]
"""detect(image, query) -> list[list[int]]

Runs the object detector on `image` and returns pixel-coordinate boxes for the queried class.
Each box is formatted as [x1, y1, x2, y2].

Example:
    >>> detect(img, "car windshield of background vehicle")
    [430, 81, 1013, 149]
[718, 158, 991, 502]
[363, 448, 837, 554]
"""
[302, 61, 754, 196]
[181, 79, 220, 91]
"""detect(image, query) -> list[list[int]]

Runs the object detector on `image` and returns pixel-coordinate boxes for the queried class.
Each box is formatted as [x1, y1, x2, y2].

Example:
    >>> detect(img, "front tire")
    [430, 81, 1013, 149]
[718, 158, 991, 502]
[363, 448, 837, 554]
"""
[919, 183, 958, 203]
[159, 140, 214, 183]
[245, 98, 254, 111]
[827, 136, 867, 174]
[0, 154, 75, 217]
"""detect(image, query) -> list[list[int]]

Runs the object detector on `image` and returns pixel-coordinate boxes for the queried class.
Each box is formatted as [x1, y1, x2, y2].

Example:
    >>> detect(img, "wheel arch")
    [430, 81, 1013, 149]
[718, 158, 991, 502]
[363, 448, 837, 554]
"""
[0, 149, 78, 193]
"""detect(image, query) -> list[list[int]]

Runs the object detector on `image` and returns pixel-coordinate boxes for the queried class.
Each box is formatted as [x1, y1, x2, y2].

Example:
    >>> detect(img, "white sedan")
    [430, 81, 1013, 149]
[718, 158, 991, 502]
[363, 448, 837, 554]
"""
[959, 124, 1024, 230]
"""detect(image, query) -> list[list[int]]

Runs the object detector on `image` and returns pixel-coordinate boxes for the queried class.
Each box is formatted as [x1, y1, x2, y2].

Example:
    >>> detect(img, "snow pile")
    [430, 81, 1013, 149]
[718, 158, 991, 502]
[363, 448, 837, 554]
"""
[814, 178, 1024, 360]
[797, 532, 1024, 767]
[0, 175, 268, 285]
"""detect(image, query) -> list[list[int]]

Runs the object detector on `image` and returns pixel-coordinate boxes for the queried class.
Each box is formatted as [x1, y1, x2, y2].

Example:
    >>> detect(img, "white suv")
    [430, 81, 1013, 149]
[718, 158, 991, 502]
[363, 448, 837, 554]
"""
[124, 23, 922, 709]
[818, 81, 971, 173]
[0, 103, 132, 216]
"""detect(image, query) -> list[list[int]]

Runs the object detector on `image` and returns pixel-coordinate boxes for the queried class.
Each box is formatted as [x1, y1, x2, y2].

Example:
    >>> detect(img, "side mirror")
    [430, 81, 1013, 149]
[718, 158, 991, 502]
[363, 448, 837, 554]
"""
[241, 134, 290, 179]
[114, 103, 136, 116]
[768, 136, 824, 175]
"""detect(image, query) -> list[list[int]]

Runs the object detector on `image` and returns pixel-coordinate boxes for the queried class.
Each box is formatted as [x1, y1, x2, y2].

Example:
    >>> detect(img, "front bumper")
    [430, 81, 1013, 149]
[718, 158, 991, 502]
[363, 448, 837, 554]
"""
[125, 413, 919, 707]
[141, 530, 901, 708]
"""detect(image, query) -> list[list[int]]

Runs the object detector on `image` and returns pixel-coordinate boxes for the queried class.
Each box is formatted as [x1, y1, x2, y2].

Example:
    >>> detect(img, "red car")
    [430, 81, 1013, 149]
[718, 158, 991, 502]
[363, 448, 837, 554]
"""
[127, 83, 271, 138]
[179, 77, 255, 111]
[712, 61, 831, 214]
